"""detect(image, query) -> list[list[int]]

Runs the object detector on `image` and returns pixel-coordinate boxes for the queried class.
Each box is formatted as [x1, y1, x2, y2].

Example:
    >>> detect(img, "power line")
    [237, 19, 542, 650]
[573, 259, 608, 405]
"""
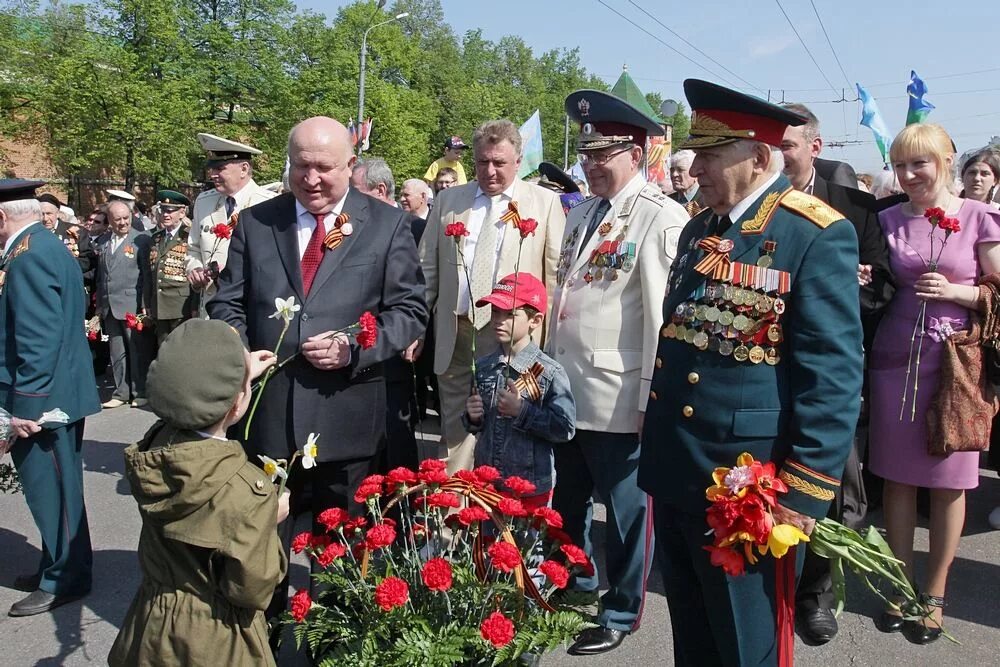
[808, 0, 851, 88]
[594, 0, 746, 91]
[773, 0, 839, 96]
[625, 0, 764, 95]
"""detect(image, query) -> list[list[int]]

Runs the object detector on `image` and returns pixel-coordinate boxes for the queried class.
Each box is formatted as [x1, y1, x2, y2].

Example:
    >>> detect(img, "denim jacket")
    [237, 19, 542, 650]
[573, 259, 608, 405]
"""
[463, 342, 576, 493]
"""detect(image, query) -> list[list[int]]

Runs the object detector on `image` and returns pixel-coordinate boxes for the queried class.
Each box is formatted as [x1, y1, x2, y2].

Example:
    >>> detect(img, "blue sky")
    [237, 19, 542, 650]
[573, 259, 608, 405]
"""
[304, 0, 1000, 174]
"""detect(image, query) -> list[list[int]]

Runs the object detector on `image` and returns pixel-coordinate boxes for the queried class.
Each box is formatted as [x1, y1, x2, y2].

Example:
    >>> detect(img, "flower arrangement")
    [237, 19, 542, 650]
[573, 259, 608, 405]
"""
[900, 207, 962, 421]
[285, 461, 590, 665]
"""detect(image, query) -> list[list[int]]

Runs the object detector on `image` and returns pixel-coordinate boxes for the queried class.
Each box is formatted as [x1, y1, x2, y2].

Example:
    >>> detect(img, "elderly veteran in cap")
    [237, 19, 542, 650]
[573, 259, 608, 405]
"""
[37, 192, 97, 292]
[106, 189, 151, 232]
[186, 133, 276, 312]
[638, 79, 863, 666]
[144, 190, 197, 344]
[0, 179, 101, 617]
[546, 90, 688, 656]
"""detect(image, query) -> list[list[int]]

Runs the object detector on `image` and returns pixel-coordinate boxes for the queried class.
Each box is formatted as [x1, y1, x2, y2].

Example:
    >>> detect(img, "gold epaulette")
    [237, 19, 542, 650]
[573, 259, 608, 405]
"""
[779, 189, 845, 229]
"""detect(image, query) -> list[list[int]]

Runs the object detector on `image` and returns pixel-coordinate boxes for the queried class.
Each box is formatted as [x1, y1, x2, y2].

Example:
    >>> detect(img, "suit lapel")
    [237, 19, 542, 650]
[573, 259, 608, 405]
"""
[306, 188, 370, 303]
[812, 175, 829, 204]
[270, 194, 304, 300]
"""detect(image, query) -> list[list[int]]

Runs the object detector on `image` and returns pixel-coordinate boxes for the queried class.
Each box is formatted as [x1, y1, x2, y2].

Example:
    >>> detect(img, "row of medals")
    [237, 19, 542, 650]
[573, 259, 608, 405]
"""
[584, 225, 636, 283]
[663, 280, 787, 365]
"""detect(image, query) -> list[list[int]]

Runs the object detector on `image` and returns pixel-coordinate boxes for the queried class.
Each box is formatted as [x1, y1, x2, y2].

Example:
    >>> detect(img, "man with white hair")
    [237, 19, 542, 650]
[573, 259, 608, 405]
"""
[668, 149, 704, 217]
[350, 157, 396, 205]
[37, 193, 96, 291]
[0, 179, 101, 617]
[399, 178, 431, 221]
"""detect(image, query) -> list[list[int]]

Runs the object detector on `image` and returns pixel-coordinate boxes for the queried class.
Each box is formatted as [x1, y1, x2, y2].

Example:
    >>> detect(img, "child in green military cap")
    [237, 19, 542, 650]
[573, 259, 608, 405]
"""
[110, 319, 289, 667]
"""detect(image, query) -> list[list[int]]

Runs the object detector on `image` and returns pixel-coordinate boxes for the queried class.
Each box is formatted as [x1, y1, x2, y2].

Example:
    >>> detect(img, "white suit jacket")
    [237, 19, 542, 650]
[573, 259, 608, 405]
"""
[186, 179, 276, 275]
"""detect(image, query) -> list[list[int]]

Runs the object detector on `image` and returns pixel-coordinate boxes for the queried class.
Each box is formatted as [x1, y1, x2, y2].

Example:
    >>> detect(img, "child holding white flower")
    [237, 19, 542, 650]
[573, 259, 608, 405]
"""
[110, 319, 290, 666]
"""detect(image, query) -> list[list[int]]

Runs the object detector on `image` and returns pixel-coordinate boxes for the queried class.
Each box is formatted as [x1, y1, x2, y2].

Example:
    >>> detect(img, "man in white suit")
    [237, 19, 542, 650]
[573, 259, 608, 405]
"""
[417, 119, 566, 473]
[186, 133, 276, 314]
[548, 90, 688, 655]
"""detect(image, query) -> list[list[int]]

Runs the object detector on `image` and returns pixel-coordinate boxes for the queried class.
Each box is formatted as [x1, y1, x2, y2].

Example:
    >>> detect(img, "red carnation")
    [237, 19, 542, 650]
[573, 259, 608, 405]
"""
[291, 531, 311, 554]
[941, 216, 961, 234]
[425, 491, 461, 509]
[364, 523, 397, 551]
[445, 221, 470, 238]
[421, 557, 454, 592]
[532, 507, 564, 529]
[374, 576, 409, 611]
[317, 507, 349, 532]
[343, 516, 368, 534]
[357, 311, 378, 350]
[924, 207, 947, 226]
[454, 469, 485, 487]
[560, 543, 593, 575]
[487, 541, 523, 573]
[517, 217, 538, 238]
[309, 534, 332, 551]
[546, 526, 572, 546]
[87, 329, 98, 341]
[457, 506, 491, 526]
[316, 541, 347, 567]
[704, 544, 746, 577]
[539, 560, 570, 589]
[212, 223, 233, 239]
[497, 497, 528, 517]
[125, 312, 138, 330]
[480, 610, 516, 648]
[418, 468, 449, 485]
[419, 458, 447, 473]
[386, 467, 419, 491]
[354, 483, 382, 504]
[473, 465, 501, 484]
[504, 476, 536, 497]
[290, 588, 312, 622]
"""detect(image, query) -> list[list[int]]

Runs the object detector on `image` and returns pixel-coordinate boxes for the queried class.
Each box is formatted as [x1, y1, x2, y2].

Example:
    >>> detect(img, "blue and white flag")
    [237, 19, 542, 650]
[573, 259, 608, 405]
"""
[906, 70, 935, 125]
[857, 83, 893, 165]
[517, 110, 543, 178]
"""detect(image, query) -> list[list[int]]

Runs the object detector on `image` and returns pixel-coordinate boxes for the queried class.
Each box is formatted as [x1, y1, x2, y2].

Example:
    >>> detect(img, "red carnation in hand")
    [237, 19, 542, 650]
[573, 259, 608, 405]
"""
[374, 576, 409, 611]
[291, 531, 312, 554]
[364, 523, 397, 551]
[445, 221, 470, 238]
[290, 588, 312, 622]
[487, 541, 523, 573]
[517, 217, 538, 238]
[316, 541, 347, 567]
[212, 222, 233, 239]
[457, 506, 491, 526]
[924, 207, 947, 226]
[317, 507, 349, 532]
[704, 544, 746, 577]
[480, 610, 516, 648]
[504, 476, 537, 497]
[87, 329, 98, 341]
[539, 560, 570, 589]
[356, 311, 378, 350]
[497, 497, 528, 517]
[421, 557, 454, 592]
[940, 216, 961, 234]
[532, 507, 564, 529]
[125, 312, 138, 330]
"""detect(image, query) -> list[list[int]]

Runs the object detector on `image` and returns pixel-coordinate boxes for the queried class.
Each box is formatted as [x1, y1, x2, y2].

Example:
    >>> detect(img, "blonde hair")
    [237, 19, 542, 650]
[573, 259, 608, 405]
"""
[889, 123, 955, 193]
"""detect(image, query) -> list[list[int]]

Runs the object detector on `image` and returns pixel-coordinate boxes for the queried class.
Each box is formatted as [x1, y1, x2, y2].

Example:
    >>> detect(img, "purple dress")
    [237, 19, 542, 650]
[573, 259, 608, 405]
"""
[869, 199, 1000, 489]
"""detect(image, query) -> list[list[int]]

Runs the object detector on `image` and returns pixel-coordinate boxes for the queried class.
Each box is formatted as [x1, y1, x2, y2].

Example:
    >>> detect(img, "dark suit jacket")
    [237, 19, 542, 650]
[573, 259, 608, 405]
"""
[386, 213, 429, 384]
[53, 221, 96, 291]
[96, 227, 151, 321]
[812, 175, 895, 349]
[815, 158, 859, 190]
[208, 189, 428, 462]
[0, 225, 101, 422]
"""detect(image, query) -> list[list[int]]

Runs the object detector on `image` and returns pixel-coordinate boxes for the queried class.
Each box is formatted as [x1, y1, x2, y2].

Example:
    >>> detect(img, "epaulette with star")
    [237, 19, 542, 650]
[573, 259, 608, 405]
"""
[779, 189, 845, 229]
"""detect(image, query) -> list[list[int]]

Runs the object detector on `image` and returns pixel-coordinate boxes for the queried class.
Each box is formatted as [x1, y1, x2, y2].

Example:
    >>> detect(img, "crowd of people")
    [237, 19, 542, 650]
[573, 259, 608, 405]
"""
[0, 74, 998, 667]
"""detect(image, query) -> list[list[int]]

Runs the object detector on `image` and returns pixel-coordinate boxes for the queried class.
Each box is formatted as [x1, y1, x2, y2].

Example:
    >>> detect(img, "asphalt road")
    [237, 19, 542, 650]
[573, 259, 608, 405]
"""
[1, 403, 997, 666]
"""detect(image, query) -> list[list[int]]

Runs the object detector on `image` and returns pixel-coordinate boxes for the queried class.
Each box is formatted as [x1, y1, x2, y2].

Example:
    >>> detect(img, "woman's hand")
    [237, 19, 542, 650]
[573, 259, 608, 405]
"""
[914, 271, 956, 302]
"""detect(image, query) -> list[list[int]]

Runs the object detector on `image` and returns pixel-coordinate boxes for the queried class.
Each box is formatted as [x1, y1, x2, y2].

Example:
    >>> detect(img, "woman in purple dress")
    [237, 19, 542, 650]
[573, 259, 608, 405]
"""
[869, 123, 1000, 642]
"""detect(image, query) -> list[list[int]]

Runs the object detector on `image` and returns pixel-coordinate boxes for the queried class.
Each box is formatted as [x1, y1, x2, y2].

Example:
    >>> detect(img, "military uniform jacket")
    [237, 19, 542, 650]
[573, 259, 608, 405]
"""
[638, 175, 863, 519]
[145, 225, 196, 321]
[0, 224, 100, 422]
[53, 220, 96, 290]
[547, 175, 688, 432]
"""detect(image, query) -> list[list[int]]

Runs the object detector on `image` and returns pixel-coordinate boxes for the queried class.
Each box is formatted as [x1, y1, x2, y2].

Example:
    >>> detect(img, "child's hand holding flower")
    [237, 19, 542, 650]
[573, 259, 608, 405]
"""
[248, 350, 277, 381]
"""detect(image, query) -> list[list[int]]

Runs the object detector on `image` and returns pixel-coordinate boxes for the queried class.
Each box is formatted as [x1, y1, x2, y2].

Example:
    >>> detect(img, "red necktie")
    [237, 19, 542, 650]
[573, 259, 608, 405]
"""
[300, 213, 326, 295]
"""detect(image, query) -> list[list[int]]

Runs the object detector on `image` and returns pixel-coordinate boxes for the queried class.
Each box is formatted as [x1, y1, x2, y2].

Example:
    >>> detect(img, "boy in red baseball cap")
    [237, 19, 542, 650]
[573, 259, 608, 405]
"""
[463, 273, 576, 510]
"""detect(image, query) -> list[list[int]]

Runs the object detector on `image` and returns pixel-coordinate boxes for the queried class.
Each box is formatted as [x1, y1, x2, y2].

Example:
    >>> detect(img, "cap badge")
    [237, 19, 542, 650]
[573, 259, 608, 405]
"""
[578, 98, 591, 117]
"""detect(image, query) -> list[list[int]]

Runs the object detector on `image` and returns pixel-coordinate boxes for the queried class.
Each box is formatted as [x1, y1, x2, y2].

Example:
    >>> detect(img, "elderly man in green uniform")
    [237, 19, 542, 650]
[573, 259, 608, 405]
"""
[145, 190, 197, 345]
[0, 179, 101, 616]
[639, 80, 863, 666]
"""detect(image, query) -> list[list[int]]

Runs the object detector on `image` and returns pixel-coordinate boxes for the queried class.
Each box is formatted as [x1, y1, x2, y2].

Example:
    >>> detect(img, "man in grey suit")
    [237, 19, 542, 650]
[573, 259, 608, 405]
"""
[95, 200, 151, 408]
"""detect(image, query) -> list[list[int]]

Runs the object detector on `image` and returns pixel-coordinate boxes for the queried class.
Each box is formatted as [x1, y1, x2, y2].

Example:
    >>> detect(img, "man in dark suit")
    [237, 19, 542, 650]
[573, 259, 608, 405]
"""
[0, 179, 101, 616]
[37, 193, 97, 293]
[781, 102, 894, 643]
[96, 200, 152, 408]
[814, 156, 859, 190]
[208, 116, 427, 626]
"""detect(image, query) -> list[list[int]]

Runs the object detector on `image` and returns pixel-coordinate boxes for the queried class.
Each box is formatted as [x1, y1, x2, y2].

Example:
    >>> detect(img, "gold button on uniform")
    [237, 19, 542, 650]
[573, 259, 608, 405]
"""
[655, 357, 663, 369]
[682, 405, 694, 417]
[687, 372, 700, 384]
[649, 391, 658, 401]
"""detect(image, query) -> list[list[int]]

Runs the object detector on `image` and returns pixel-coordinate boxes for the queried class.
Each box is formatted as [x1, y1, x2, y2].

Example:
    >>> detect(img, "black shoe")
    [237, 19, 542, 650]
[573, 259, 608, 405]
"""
[8, 590, 84, 617]
[799, 607, 838, 644]
[12, 573, 40, 592]
[875, 612, 905, 633]
[567, 627, 627, 656]
[903, 620, 942, 645]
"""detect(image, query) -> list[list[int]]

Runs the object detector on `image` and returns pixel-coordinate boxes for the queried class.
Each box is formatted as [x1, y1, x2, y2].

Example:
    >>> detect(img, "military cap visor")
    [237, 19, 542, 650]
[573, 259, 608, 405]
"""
[681, 79, 807, 149]
[0, 179, 45, 203]
[566, 89, 664, 152]
[156, 190, 191, 208]
[538, 161, 580, 194]
[198, 132, 261, 166]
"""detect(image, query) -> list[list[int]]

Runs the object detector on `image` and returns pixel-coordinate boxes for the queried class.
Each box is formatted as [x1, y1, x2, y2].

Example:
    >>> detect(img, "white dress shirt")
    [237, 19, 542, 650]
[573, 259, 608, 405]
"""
[727, 171, 781, 222]
[457, 182, 516, 315]
[294, 192, 349, 261]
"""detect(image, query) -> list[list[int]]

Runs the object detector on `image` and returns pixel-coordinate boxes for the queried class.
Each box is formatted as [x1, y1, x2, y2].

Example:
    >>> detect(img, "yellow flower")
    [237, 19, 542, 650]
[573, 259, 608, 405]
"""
[301, 433, 319, 470]
[257, 455, 288, 483]
[760, 523, 810, 559]
[705, 453, 758, 500]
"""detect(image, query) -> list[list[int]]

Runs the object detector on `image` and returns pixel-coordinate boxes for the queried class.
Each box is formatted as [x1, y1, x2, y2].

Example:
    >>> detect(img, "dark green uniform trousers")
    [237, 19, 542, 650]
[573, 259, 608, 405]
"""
[11, 420, 93, 596]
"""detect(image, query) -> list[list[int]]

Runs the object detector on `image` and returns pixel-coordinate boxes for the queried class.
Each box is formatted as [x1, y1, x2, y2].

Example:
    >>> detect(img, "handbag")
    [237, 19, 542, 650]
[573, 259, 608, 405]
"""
[926, 317, 999, 455]
[979, 275, 1000, 390]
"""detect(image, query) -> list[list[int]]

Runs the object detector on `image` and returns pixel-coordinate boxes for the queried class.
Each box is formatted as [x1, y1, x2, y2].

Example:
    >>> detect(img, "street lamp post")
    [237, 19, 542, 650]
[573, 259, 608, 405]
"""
[356, 11, 409, 156]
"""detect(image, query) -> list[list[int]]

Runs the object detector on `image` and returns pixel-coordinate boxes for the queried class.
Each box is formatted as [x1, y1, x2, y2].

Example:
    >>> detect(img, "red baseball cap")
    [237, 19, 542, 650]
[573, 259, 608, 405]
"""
[476, 272, 547, 313]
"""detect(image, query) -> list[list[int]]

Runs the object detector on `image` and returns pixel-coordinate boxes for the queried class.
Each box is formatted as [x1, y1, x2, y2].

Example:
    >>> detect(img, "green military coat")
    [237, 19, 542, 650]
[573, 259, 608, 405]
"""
[109, 423, 287, 667]
[145, 225, 196, 322]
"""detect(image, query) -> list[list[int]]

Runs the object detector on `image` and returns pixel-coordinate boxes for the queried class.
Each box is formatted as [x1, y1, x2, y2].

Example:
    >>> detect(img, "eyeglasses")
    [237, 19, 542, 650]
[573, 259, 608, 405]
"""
[577, 146, 634, 167]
